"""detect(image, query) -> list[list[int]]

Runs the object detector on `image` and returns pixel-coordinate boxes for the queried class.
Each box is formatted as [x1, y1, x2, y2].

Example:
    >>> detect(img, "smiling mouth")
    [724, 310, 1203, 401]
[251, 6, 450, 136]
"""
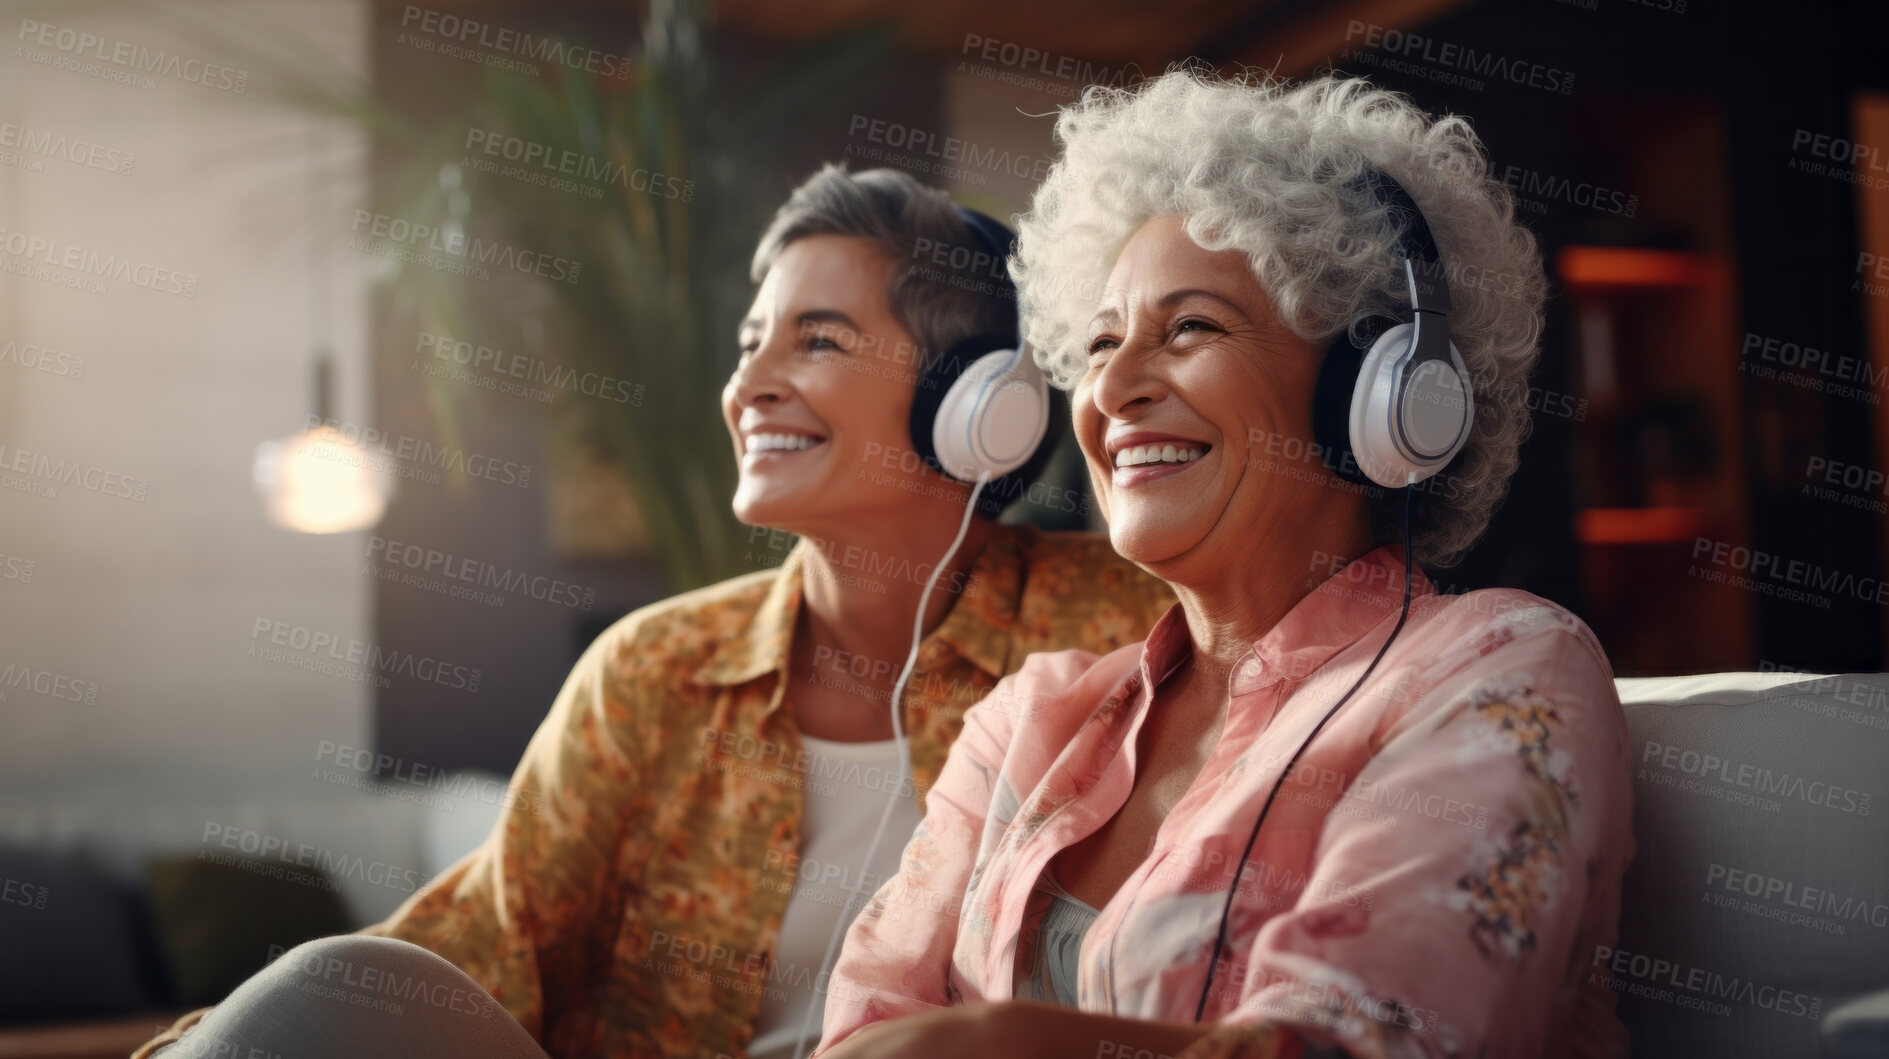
[746, 432, 827, 455]
[1112, 442, 1210, 469]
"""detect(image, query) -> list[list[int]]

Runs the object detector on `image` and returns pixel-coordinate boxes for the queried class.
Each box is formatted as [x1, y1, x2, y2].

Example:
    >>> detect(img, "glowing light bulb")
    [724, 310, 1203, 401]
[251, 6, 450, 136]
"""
[252, 425, 395, 534]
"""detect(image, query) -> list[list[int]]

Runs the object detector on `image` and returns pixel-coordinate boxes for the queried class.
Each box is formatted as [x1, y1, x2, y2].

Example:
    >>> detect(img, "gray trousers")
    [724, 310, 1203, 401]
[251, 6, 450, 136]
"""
[155, 935, 551, 1059]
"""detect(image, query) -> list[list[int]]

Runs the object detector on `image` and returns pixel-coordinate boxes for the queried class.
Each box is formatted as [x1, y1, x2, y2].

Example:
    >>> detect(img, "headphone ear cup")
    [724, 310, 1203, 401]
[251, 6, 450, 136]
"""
[931, 348, 1048, 481]
[1349, 321, 1418, 488]
[908, 337, 991, 478]
[1312, 320, 1389, 487]
[1398, 343, 1474, 466]
[910, 335, 1050, 482]
[1348, 323, 1473, 487]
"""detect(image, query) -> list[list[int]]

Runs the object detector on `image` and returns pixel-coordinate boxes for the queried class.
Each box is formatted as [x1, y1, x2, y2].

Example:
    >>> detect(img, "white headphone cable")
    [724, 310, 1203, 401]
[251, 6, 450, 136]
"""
[791, 469, 992, 1059]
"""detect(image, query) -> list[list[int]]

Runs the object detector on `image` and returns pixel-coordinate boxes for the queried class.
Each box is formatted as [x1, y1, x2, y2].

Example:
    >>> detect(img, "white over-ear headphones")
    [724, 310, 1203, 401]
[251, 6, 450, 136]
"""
[908, 207, 1051, 493]
[929, 343, 1049, 481]
[1315, 166, 1474, 489]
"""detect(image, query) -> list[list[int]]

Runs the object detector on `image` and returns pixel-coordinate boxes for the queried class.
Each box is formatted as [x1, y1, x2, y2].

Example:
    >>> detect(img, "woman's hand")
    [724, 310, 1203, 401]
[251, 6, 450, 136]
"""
[817, 1001, 1011, 1059]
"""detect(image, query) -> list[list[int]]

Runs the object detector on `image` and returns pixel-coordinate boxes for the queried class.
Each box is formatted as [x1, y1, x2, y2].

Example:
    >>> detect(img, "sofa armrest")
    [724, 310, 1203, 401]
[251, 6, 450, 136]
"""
[1826, 989, 1889, 1058]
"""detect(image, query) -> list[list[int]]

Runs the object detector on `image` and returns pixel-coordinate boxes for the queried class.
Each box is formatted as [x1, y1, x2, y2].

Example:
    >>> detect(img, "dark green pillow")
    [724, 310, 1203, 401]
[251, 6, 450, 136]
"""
[142, 853, 354, 1006]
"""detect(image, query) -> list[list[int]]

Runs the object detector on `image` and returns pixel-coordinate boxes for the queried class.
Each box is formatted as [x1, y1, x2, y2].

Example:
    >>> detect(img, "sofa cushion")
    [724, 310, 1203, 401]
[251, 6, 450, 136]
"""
[0, 846, 157, 1024]
[1612, 673, 1889, 1057]
[142, 853, 353, 1006]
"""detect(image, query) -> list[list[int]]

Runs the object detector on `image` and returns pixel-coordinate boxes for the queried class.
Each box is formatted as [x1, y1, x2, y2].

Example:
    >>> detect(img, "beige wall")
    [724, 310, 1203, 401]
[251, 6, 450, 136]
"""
[0, 0, 373, 798]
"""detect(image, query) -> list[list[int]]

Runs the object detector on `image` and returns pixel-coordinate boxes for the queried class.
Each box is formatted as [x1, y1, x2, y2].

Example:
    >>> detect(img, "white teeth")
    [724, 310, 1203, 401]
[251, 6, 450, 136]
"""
[1114, 443, 1206, 468]
[749, 432, 821, 453]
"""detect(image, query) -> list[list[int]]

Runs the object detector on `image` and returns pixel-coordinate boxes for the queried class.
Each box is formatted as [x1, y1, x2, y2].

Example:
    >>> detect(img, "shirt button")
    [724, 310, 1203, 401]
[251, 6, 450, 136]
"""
[1230, 656, 1268, 694]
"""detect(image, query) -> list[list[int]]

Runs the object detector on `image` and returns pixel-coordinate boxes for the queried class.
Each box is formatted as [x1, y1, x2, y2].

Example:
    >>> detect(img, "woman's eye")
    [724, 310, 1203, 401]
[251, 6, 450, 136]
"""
[1087, 336, 1118, 356]
[1173, 317, 1219, 337]
[803, 332, 852, 354]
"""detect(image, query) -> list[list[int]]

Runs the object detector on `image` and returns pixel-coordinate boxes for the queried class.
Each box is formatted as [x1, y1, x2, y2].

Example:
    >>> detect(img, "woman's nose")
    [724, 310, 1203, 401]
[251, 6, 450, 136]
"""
[730, 342, 791, 408]
[1089, 339, 1166, 419]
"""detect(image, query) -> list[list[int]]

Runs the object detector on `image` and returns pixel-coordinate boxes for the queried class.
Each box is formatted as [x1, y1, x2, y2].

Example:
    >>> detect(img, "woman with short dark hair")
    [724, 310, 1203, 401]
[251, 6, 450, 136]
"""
[135, 166, 1174, 1059]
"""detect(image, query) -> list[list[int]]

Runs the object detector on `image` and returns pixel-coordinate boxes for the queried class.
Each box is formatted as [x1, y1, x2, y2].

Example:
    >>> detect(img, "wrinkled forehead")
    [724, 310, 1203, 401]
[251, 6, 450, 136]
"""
[1088, 216, 1263, 328]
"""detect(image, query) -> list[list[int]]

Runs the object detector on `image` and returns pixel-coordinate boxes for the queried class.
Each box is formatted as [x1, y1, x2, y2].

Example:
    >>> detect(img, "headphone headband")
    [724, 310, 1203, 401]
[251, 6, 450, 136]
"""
[954, 206, 1019, 269]
[1344, 166, 1438, 260]
[1346, 166, 1451, 318]
[907, 205, 1052, 510]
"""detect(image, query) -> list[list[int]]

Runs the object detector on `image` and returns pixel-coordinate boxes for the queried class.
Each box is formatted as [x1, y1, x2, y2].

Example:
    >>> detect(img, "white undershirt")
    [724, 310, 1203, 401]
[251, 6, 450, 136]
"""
[746, 734, 925, 1059]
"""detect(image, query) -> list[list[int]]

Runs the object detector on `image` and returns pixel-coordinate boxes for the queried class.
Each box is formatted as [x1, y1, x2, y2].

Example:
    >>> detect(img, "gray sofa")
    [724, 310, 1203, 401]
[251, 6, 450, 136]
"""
[1615, 672, 1889, 1057]
[1, 678, 1884, 1056]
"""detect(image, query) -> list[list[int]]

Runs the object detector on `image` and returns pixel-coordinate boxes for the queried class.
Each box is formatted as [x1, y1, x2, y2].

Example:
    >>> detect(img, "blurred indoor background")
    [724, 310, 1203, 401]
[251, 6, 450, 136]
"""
[1, 0, 1886, 1051]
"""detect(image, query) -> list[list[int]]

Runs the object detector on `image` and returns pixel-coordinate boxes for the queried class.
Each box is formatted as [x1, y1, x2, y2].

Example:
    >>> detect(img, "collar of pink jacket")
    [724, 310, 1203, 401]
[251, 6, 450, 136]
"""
[1141, 544, 1431, 699]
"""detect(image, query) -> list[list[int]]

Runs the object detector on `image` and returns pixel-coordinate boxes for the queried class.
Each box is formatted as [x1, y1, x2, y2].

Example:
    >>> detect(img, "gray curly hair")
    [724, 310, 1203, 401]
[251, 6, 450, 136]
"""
[1012, 68, 1547, 567]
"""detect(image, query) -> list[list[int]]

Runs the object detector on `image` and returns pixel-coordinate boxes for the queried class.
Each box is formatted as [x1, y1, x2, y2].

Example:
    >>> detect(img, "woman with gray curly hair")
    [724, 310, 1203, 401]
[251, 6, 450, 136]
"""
[818, 71, 1633, 1059]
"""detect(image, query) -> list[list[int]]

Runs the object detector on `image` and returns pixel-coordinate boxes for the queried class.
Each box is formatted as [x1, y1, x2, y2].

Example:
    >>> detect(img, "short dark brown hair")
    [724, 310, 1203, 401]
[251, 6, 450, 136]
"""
[750, 164, 1016, 379]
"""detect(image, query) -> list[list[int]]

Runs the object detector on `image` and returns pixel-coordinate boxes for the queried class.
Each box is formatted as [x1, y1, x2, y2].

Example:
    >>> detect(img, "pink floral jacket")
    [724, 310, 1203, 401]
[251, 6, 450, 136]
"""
[819, 547, 1634, 1059]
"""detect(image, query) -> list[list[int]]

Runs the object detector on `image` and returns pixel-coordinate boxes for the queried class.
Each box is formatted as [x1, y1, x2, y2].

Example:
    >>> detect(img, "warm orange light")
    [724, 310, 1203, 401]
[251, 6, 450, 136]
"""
[1576, 506, 1704, 545]
[1558, 247, 1712, 290]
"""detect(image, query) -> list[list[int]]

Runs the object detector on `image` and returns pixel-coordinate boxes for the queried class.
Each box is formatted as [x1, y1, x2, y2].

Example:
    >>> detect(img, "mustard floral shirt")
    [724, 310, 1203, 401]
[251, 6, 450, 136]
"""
[135, 524, 1173, 1059]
